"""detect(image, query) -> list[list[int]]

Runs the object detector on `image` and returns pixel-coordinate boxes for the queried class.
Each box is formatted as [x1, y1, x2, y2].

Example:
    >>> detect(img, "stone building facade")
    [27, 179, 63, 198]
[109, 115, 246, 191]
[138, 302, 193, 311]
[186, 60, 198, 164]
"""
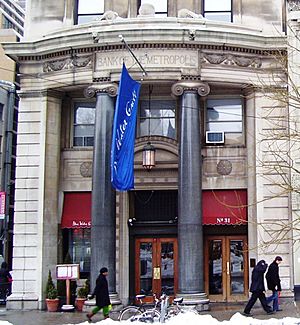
[2, 0, 298, 310]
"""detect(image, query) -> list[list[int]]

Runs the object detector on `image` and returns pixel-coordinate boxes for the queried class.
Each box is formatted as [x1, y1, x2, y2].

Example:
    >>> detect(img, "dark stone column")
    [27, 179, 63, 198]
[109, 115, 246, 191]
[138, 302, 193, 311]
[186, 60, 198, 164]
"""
[84, 84, 120, 301]
[171, 81, 210, 306]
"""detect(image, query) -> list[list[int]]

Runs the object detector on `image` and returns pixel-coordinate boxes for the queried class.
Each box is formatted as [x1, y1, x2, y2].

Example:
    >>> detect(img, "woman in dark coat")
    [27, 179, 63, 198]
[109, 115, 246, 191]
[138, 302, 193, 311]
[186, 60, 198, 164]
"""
[87, 267, 112, 322]
[243, 260, 274, 316]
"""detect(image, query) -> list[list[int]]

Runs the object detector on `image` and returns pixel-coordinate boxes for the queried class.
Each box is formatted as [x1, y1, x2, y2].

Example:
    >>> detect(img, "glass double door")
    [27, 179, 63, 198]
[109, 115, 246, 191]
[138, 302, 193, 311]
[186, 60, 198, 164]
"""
[135, 238, 178, 302]
[204, 236, 248, 302]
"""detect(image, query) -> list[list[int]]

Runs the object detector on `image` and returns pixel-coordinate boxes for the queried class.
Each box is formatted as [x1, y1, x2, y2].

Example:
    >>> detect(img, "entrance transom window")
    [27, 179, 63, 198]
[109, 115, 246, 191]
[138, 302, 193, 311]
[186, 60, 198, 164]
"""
[139, 100, 176, 139]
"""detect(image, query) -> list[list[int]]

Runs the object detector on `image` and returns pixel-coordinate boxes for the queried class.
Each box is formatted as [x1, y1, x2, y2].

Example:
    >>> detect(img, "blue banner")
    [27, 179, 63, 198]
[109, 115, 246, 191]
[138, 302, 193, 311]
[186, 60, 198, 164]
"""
[111, 64, 141, 191]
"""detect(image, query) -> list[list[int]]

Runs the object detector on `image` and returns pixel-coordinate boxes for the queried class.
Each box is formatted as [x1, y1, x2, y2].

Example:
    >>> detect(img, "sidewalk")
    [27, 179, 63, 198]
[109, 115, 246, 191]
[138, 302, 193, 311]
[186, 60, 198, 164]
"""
[0, 301, 299, 325]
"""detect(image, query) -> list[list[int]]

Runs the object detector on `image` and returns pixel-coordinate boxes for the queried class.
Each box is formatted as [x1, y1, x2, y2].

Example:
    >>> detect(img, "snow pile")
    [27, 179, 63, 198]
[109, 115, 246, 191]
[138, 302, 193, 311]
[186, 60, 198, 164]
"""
[61, 311, 300, 325]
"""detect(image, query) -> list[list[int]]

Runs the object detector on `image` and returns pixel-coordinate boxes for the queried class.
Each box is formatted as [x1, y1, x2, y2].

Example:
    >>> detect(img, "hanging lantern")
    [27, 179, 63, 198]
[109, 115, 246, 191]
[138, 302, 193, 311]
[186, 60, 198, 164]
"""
[142, 142, 156, 171]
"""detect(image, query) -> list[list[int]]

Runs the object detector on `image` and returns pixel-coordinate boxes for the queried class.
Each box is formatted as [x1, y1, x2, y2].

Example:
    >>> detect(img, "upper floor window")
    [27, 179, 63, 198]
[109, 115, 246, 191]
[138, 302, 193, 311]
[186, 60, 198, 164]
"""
[206, 98, 243, 145]
[139, 99, 176, 139]
[76, 0, 104, 24]
[139, 0, 168, 17]
[203, 0, 232, 22]
[73, 102, 95, 147]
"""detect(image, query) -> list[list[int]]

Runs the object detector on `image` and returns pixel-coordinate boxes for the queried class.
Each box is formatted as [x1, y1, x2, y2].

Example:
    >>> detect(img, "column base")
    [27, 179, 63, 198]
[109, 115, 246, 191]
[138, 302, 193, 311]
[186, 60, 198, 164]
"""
[176, 292, 210, 311]
[6, 293, 40, 310]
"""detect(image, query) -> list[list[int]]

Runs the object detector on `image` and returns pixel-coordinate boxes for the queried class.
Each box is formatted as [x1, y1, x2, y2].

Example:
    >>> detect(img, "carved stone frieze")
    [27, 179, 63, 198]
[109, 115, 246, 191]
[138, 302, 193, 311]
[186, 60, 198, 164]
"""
[43, 55, 92, 72]
[84, 83, 118, 98]
[200, 52, 262, 68]
[171, 81, 210, 97]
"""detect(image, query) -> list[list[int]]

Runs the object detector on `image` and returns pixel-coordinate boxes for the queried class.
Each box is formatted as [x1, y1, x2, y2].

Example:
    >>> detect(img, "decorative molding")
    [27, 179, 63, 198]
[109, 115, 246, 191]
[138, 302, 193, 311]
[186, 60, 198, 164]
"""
[80, 162, 93, 178]
[19, 44, 277, 62]
[200, 52, 262, 68]
[171, 81, 210, 97]
[181, 75, 202, 81]
[217, 160, 232, 176]
[43, 55, 92, 72]
[93, 77, 111, 83]
[84, 83, 118, 98]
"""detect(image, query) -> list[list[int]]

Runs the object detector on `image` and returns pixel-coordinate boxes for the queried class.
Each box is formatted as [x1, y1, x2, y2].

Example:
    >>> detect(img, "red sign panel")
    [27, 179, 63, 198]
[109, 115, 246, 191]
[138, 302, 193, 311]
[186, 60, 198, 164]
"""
[0, 192, 5, 219]
[202, 190, 247, 225]
[61, 192, 91, 228]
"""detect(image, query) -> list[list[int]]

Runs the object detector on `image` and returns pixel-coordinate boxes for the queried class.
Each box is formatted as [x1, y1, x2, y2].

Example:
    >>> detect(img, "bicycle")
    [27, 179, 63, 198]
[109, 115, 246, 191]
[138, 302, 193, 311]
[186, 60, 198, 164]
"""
[119, 294, 161, 322]
[160, 294, 198, 322]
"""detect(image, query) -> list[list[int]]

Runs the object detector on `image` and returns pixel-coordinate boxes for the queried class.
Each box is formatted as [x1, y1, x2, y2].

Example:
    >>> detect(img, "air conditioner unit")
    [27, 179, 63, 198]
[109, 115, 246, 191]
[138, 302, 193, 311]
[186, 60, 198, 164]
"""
[205, 131, 224, 144]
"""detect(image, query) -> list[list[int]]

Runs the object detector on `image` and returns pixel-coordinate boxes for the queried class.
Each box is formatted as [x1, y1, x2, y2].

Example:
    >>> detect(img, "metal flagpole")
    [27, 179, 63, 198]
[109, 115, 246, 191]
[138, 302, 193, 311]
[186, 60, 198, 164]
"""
[119, 34, 148, 76]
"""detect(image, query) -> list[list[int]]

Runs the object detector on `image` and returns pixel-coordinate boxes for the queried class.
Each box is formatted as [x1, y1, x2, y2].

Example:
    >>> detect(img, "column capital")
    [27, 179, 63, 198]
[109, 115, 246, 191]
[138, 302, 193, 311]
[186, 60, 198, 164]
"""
[84, 83, 118, 98]
[171, 81, 210, 97]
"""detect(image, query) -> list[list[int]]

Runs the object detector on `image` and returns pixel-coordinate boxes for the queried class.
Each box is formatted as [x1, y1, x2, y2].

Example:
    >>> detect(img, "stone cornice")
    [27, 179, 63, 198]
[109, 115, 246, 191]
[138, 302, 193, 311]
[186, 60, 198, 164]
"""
[3, 19, 286, 62]
[13, 43, 283, 63]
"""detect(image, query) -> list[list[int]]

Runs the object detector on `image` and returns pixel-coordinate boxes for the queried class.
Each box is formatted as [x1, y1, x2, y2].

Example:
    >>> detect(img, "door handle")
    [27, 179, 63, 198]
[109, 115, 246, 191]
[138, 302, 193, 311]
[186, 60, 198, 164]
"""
[226, 262, 230, 275]
[153, 267, 161, 279]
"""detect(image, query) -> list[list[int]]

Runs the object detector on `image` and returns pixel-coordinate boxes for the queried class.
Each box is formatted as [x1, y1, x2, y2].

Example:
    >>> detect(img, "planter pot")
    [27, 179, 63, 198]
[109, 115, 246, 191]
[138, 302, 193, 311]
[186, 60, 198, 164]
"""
[75, 297, 86, 312]
[46, 298, 59, 312]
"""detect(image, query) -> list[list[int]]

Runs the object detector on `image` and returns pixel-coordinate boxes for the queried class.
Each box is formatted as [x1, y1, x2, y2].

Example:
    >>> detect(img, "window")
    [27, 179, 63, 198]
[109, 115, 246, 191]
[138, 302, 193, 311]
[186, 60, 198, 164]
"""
[76, 0, 104, 24]
[2, 16, 14, 29]
[203, 0, 232, 22]
[139, 0, 168, 17]
[73, 102, 95, 147]
[139, 100, 176, 139]
[206, 98, 243, 145]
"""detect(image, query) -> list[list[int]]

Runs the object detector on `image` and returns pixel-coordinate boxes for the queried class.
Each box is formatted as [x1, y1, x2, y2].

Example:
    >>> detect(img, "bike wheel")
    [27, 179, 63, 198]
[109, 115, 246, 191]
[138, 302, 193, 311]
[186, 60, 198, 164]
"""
[166, 306, 179, 318]
[141, 309, 161, 323]
[119, 306, 143, 321]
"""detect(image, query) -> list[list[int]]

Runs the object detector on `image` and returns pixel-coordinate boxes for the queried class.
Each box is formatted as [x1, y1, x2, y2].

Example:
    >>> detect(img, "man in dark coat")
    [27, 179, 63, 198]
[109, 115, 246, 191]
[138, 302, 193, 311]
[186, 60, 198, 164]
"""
[266, 256, 282, 312]
[86, 267, 112, 322]
[242, 260, 274, 317]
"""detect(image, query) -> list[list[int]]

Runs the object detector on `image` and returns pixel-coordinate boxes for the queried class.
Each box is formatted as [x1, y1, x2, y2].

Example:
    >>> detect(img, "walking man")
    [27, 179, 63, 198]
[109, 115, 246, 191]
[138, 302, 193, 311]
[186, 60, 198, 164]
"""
[242, 260, 274, 317]
[87, 267, 112, 322]
[266, 256, 283, 312]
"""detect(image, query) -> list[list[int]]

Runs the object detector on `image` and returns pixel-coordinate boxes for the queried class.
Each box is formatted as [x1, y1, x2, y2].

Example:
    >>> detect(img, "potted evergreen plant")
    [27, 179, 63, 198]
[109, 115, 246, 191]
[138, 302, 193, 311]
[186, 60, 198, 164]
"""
[45, 270, 59, 312]
[75, 279, 90, 312]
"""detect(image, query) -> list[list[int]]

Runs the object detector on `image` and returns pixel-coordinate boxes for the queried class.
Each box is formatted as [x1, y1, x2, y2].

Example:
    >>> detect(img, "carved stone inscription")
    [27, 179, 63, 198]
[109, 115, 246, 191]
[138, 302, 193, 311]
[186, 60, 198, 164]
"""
[95, 49, 198, 71]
